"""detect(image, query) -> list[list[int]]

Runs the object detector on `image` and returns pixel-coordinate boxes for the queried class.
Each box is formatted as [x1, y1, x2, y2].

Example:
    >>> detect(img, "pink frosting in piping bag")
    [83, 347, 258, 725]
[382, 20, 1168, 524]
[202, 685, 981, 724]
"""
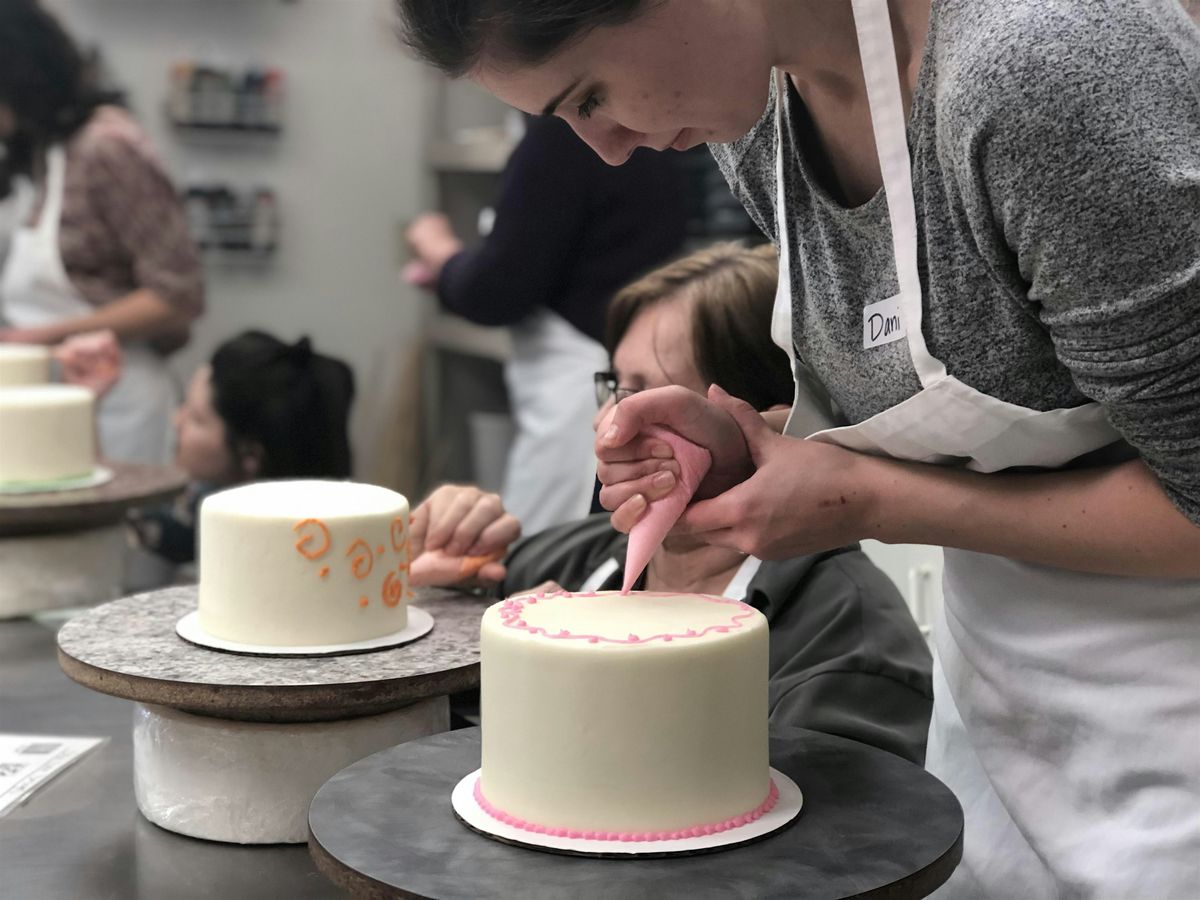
[621, 426, 712, 593]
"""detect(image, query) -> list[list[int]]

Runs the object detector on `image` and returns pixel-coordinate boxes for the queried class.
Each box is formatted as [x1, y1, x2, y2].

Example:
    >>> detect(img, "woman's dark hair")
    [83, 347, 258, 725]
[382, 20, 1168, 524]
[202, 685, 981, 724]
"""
[0, 1, 117, 195]
[606, 242, 793, 413]
[396, 0, 651, 77]
[209, 331, 356, 480]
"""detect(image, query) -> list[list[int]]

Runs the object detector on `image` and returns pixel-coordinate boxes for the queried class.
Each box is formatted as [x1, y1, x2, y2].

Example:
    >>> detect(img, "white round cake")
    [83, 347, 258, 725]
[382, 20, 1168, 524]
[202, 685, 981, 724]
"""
[0, 385, 96, 486]
[478, 589, 773, 840]
[198, 480, 411, 647]
[0, 344, 52, 387]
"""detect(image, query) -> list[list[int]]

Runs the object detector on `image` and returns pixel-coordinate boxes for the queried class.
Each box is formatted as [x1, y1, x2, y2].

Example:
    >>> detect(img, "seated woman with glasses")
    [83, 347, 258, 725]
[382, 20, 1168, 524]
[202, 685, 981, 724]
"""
[413, 242, 933, 764]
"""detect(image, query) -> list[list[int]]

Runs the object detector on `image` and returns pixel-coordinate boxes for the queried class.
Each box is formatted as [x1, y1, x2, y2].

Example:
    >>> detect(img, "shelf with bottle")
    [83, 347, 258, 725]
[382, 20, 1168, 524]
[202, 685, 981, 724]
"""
[184, 184, 280, 258]
[168, 62, 284, 134]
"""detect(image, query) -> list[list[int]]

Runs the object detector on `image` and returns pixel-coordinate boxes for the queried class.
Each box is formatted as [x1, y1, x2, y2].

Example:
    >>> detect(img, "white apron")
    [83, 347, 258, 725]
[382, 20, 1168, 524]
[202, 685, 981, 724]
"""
[0, 145, 176, 465]
[502, 308, 608, 534]
[771, 2, 1200, 896]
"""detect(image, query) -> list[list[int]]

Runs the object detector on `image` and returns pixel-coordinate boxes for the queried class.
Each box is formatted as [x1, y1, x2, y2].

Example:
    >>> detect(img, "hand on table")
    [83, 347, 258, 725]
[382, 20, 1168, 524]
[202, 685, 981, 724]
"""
[672, 386, 874, 559]
[408, 485, 521, 587]
[53, 330, 123, 397]
[403, 213, 464, 288]
[595, 385, 753, 533]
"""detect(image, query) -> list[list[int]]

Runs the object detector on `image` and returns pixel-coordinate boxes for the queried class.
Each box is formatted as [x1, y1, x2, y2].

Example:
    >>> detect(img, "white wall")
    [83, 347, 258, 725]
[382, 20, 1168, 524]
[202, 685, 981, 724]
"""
[46, 0, 433, 469]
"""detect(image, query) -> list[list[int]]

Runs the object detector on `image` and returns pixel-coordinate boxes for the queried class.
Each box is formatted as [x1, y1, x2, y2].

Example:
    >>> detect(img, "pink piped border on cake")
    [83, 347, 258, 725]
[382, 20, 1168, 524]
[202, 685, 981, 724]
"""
[497, 590, 757, 646]
[473, 776, 780, 843]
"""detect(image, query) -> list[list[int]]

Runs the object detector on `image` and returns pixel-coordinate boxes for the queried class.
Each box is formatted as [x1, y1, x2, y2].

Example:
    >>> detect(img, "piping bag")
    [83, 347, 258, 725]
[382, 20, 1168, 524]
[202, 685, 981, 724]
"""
[621, 426, 712, 593]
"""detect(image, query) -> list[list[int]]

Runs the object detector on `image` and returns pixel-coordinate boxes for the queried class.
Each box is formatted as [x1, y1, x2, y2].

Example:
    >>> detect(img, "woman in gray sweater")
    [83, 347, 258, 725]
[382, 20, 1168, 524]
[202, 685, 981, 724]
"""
[395, 2, 1200, 897]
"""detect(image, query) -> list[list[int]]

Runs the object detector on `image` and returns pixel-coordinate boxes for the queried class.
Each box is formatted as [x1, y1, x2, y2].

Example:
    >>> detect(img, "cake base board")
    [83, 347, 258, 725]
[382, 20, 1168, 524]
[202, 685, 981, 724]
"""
[0, 465, 113, 495]
[450, 767, 802, 859]
[174, 605, 434, 658]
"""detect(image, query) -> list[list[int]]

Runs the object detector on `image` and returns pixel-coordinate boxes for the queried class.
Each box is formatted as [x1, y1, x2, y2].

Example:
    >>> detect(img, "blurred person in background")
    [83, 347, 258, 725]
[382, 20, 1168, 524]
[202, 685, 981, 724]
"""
[0, 0, 203, 466]
[61, 329, 355, 575]
[405, 114, 685, 533]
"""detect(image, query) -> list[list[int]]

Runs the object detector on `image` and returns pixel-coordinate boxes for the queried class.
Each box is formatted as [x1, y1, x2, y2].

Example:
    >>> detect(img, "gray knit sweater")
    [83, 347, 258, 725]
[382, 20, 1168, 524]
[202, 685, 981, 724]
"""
[710, 0, 1200, 523]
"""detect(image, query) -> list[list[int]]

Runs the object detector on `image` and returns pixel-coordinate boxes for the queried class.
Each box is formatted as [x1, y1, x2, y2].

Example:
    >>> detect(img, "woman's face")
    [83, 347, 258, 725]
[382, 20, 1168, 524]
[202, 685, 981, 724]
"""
[474, 0, 773, 165]
[174, 366, 239, 484]
[594, 295, 706, 429]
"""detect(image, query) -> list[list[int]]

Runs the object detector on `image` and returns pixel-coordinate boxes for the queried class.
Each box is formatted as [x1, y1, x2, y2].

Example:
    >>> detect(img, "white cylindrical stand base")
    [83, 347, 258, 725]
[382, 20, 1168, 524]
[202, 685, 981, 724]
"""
[133, 697, 450, 844]
[0, 525, 124, 619]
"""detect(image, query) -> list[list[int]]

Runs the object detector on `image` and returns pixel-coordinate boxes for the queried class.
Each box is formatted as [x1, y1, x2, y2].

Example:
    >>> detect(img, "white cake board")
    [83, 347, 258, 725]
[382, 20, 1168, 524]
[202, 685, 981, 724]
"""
[451, 768, 803, 858]
[174, 605, 434, 658]
[0, 523, 124, 619]
[133, 697, 449, 844]
[0, 465, 114, 495]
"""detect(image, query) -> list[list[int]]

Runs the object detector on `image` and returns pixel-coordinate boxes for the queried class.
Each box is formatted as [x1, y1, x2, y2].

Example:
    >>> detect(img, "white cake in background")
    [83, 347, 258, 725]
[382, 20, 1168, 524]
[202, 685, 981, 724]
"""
[0, 344, 52, 387]
[478, 590, 774, 840]
[198, 480, 411, 646]
[0, 385, 96, 485]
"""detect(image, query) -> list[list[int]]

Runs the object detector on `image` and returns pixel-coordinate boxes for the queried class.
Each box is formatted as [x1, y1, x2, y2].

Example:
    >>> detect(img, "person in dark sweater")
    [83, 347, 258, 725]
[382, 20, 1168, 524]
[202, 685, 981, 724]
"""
[411, 243, 932, 764]
[405, 115, 685, 534]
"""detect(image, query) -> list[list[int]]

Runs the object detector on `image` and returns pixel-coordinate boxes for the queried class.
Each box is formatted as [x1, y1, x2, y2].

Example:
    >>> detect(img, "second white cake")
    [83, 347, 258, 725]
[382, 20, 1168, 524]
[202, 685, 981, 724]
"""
[198, 480, 411, 647]
[0, 344, 52, 387]
[0, 385, 96, 486]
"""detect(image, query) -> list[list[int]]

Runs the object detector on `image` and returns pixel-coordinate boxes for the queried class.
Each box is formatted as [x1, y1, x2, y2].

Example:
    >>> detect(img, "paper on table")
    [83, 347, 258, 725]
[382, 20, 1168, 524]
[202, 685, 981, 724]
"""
[621, 426, 712, 593]
[0, 734, 104, 816]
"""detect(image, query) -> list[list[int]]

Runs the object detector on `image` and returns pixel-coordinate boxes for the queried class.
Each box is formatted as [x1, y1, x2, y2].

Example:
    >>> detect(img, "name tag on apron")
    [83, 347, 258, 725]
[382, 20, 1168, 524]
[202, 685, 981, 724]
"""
[863, 295, 906, 349]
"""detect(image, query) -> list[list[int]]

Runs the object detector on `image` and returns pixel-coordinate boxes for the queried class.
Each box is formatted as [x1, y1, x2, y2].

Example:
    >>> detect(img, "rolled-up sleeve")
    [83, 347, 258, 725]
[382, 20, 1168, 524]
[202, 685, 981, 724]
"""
[85, 134, 205, 322]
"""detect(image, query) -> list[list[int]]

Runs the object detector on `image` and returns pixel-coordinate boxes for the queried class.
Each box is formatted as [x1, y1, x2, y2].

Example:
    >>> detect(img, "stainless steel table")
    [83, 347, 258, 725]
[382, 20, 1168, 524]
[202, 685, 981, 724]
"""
[0, 617, 340, 899]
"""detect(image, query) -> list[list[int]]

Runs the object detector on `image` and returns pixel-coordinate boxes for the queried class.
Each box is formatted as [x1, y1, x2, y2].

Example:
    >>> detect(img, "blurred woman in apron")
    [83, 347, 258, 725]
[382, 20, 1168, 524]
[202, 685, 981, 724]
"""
[396, 1, 1200, 896]
[0, 1, 203, 466]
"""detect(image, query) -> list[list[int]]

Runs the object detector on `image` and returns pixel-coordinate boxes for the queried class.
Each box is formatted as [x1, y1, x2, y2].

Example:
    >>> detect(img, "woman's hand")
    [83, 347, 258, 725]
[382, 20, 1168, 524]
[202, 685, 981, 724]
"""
[54, 330, 123, 397]
[408, 485, 521, 586]
[404, 213, 464, 287]
[596, 384, 753, 532]
[673, 386, 873, 558]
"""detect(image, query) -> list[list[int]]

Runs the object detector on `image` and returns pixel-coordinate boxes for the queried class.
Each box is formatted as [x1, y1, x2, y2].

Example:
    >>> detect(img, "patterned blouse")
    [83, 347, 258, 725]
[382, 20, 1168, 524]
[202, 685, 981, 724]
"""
[27, 106, 204, 349]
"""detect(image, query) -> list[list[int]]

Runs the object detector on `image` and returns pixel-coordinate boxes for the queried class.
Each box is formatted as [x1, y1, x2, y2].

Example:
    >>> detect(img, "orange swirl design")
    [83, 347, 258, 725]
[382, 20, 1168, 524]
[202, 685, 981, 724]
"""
[293, 519, 331, 560]
[382, 570, 405, 608]
[390, 516, 407, 552]
[345, 538, 374, 580]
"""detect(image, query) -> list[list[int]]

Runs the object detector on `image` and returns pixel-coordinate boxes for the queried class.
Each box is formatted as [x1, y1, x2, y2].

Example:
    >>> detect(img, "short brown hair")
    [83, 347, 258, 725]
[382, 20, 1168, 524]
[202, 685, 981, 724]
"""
[605, 242, 793, 412]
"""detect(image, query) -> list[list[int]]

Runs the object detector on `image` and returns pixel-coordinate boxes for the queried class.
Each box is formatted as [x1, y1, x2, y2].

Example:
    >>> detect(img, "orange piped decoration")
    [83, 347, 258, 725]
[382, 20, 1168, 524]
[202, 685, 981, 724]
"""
[345, 538, 374, 580]
[293, 518, 331, 560]
[318, 566, 330, 579]
[376, 545, 385, 556]
[359, 596, 369, 608]
[390, 517, 407, 552]
[382, 570, 404, 608]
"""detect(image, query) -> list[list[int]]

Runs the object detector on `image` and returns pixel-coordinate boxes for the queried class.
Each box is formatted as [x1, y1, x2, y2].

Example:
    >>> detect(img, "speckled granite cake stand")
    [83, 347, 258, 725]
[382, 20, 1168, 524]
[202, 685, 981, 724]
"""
[309, 727, 963, 900]
[0, 461, 187, 617]
[57, 586, 491, 844]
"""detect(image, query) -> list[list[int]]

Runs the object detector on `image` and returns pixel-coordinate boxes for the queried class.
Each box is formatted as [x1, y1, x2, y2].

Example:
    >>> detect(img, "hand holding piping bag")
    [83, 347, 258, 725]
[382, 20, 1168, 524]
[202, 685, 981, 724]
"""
[621, 426, 711, 592]
[596, 384, 753, 535]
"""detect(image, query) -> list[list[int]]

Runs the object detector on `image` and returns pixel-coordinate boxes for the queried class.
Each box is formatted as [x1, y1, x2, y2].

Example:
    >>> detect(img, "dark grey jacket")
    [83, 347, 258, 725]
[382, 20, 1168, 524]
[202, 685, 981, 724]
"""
[500, 515, 933, 765]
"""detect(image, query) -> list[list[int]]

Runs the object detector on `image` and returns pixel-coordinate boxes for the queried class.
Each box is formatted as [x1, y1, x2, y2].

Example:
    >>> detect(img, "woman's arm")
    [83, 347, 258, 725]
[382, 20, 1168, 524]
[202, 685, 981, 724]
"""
[677, 390, 1200, 579]
[0, 288, 191, 345]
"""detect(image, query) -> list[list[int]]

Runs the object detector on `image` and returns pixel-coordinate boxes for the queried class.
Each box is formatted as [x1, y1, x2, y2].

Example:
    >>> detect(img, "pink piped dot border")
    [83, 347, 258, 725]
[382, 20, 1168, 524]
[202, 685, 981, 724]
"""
[497, 590, 757, 647]
[473, 777, 780, 843]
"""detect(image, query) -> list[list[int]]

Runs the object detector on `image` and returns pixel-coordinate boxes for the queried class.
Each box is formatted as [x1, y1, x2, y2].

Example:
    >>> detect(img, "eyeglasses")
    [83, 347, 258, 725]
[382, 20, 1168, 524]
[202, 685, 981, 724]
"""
[593, 371, 640, 408]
